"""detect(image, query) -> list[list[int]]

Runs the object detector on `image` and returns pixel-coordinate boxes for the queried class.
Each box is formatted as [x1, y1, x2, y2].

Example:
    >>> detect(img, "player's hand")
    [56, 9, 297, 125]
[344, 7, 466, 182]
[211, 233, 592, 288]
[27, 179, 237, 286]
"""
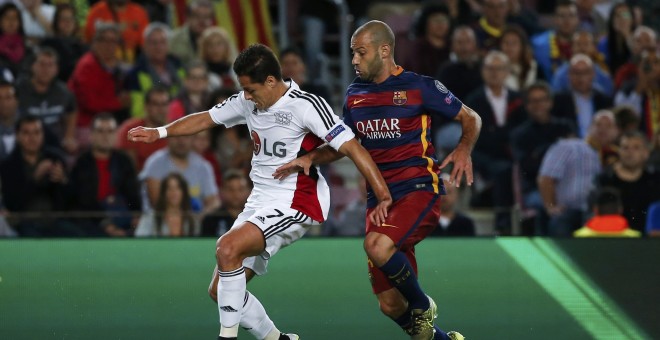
[369, 197, 392, 227]
[127, 126, 160, 143]
[272, 156, 312, 180]
[439, 145, 473, 187]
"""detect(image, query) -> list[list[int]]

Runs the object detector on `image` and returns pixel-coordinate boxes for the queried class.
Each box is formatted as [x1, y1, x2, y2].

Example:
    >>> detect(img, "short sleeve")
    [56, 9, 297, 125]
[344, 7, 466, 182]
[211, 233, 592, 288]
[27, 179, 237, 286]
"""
[208, 92, 248, 127]
[302, 94, 355, 151]
[420, 76, 463, 120]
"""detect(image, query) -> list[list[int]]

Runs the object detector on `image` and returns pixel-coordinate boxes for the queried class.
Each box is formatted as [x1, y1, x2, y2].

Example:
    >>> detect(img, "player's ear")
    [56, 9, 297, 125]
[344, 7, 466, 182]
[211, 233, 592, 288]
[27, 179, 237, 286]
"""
[265, 75, 276, 88]
[380, 44, 391, 58]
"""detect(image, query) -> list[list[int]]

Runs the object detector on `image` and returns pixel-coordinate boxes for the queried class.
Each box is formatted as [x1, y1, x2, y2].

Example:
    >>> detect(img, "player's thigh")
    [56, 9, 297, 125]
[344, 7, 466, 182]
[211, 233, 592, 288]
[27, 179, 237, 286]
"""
[217, 221, 268, 256]
[366, 191, 440, 249]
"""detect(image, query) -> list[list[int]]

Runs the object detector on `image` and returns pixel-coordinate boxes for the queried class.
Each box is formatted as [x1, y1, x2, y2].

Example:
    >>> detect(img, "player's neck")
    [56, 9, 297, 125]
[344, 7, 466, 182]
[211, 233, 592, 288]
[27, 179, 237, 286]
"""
[266, 80, 290, 108]
[373, 60, 399, 84]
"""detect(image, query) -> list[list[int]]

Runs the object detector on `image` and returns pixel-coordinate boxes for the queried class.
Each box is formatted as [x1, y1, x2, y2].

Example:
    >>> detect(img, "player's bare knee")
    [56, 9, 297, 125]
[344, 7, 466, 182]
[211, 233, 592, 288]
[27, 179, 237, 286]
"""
[364, 233, 395, 264]
[378, 295, 406, 318]
[215, 236, 240, 263]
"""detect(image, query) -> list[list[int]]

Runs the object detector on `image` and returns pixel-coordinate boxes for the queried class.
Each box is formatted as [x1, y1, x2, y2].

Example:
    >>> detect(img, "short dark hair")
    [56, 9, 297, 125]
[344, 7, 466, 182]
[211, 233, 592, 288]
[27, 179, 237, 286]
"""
[619, 130, 649, 147]
[555, 0, 576, 11]
[144, 84, 171, 104]
[612, 106, 640, 131]
[223, 169, 248, 183]
[594, 187, 622, 215]
[524, 80, 553, 102]
[33, 46, 59, 63]
[233, 44, 282, 83]
[15, 115, 42, 132]
[279, 46, 303, 61]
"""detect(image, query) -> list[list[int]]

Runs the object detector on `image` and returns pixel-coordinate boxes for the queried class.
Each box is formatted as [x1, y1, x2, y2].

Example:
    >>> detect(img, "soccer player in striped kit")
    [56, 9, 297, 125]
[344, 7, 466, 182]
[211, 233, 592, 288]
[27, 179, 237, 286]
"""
[275, 21, 482, 340]
[128, 44, 392, 339]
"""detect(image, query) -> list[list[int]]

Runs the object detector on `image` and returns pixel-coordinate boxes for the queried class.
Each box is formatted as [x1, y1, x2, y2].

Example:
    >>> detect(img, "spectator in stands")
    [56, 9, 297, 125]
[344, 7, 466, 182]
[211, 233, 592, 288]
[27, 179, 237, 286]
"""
[615, 48, 660, 140]
[84, 0, 149, 65]
[16, 0, 55, 41]
[436, 26, 483, 101]
[124, 23, 183, 119]
[279, 47, 332, 104]
[0, 116, 79, 236]
[168, 60, 210, 122]
[532, 0, 580, 80]
[116, 85, 169, 170]
[538, 134, 601, 236]
[598, 3, 636, 75]
[551, 31, 614, 96]
[445, 0, 479, 26]
[68, 23, 129, 147]
[431, 175, 475, 237]
[0, 3, 28, 77]
[40, 4, 88, 83]
[595, 131, 660, 235]
[553, 54, 613, 138]
[499, 25, 538, 91]
[16, 47, 78, 154]
[139, 132, 220, 216]
[169, 0, 214, 66]
[586, 110, 620, 167]
[0, 80, 18, 161]
[399, 3, 452, 77]
[511, 81, 574, 222]
[574, 187, 640, 237]
[201, 169, 250, 237]
[466, 50, 525, 234]
[197, 26, 238, 90]
[574, 0, 606, 35]
[473, 0, 509, 52]
[613, 26, 657, 90]
[135, 172, 199, 237]
[68, 113, 140, 237]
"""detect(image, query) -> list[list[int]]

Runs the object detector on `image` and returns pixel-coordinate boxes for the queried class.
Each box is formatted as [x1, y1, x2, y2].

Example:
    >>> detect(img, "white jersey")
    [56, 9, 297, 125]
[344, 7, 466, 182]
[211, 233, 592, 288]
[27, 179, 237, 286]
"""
[208, 80, 354, 222]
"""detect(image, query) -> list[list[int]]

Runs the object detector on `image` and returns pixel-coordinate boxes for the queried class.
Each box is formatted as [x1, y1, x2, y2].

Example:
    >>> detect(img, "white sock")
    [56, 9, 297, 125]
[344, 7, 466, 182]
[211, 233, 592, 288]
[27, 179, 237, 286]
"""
[241, 291, 278, 340]
[217, 267, 246, 337]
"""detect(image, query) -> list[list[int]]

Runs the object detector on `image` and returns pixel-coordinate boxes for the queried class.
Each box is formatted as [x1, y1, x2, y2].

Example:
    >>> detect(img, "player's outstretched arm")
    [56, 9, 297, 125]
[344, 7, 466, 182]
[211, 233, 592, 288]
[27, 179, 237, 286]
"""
[127, 111, 216, 143]
[439, 104, 482, 187]
[272, 145, 345, 180]
[338, 139, 392, 226]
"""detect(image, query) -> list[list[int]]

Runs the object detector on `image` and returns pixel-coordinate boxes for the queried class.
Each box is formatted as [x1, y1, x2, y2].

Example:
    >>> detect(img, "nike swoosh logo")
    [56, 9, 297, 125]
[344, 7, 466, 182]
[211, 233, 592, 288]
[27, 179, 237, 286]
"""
[353, 98, 366, 105]
[380, 223, 398, 228]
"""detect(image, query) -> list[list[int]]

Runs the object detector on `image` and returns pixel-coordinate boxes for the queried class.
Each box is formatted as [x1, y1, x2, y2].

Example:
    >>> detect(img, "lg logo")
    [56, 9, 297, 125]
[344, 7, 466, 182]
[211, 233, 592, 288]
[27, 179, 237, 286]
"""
[250, 131, 287, 158]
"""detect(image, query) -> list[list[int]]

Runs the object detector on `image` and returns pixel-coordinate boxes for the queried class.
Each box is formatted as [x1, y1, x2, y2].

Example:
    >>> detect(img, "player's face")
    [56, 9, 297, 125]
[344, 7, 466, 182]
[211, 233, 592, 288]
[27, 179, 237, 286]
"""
[351, 32, 383, 82]
[239, 75, 277, 110]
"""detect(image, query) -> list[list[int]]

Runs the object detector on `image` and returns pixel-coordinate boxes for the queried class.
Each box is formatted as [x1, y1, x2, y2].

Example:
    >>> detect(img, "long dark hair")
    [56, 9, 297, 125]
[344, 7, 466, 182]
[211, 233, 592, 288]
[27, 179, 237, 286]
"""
[0, 3, 24, 36]
[52, 4, 79, 37]
[500, 25, 532, 88]
[606, 3, 635, 73]
[154, 173, 196, 236]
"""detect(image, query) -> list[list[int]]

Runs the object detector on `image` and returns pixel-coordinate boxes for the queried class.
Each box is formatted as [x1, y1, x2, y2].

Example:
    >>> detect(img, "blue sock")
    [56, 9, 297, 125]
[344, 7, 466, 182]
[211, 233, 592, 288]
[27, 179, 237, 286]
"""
[379, 251, 429, 311]
[393, 309, 412, 329]
[433, 325, 450, 340]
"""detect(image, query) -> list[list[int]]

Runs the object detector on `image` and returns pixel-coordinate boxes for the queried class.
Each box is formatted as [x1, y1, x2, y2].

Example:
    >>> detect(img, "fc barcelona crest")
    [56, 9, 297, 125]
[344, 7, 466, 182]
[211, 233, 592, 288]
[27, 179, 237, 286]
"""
[393, 91, 407, 105]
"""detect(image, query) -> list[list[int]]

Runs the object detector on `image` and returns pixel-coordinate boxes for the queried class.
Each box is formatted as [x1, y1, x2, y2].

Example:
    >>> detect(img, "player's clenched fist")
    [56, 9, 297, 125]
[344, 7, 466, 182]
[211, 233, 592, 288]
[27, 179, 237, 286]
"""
[127, 126, 160, 143]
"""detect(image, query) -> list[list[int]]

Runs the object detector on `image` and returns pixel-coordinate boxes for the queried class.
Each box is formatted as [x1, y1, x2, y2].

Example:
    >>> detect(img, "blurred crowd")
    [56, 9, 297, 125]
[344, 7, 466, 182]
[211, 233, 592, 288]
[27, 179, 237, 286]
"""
[0, 0, 659, 238]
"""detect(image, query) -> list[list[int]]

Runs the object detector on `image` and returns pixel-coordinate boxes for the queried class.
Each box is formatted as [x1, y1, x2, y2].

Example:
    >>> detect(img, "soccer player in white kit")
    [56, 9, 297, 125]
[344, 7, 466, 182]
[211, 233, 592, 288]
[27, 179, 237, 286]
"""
[128, 44, 392, 340]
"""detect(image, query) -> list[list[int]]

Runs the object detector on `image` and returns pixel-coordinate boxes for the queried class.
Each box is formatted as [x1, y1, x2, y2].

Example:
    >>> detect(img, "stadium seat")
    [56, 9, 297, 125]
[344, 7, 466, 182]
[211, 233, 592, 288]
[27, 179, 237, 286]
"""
[645, 201, 660, 235]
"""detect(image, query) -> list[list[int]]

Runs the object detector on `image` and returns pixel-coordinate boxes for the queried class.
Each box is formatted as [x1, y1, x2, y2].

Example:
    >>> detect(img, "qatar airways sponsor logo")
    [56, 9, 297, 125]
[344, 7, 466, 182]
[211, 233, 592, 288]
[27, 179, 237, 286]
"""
[356, 118, 401, 139]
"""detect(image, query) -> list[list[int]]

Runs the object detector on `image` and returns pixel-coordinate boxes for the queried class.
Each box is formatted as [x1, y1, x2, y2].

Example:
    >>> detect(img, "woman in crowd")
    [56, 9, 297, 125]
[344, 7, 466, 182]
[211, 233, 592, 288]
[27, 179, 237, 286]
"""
[41, 4, 88, 82]
[135, 173, 199, 237]
[499, 25, 539, 91]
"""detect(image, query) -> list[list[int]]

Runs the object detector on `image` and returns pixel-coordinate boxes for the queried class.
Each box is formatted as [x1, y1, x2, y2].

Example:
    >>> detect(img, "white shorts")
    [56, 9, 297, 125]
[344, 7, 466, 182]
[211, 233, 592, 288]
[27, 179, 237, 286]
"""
[231, 205, 318, 276]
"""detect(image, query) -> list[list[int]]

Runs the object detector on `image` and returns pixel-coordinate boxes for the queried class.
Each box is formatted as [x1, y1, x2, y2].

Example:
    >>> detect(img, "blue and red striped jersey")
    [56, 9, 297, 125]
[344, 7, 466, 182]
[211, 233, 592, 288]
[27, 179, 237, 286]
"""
[343, 67, 463, 207]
